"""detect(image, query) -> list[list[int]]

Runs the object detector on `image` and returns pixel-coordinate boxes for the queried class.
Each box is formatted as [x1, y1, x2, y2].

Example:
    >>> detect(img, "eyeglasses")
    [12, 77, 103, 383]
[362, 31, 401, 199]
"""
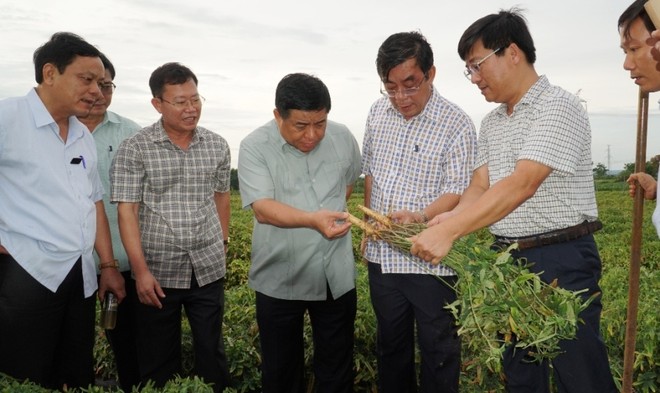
[380, 75, 427, 98]
[159, 95, 205, 109]
[99, 82, 116, 94]
[463, 47, 502, 80]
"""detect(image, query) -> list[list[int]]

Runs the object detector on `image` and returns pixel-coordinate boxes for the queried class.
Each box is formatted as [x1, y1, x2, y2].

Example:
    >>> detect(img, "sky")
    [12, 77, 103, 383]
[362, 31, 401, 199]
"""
[1, 0, 659, 170]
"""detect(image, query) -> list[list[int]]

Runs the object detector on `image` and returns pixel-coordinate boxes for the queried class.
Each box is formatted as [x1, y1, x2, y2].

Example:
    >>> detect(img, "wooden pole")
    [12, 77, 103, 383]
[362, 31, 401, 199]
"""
[622, 87, 648, 392]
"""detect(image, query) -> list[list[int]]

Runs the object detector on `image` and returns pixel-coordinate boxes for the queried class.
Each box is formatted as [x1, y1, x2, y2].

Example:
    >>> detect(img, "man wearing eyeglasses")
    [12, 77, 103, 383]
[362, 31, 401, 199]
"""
[361, 31, 476, 393]
[77, 52, 141, 393]
[410, 9, 616, 393]
[111, 62, 231, 392]
[0, 32, 121, 390]
[620, 0, 660, 238]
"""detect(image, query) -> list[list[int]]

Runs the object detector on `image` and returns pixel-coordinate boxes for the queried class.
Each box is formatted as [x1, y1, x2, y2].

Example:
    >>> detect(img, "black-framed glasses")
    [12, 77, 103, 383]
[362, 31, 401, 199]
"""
[380, 75, 427, 98]
[159, 95, 205, 109]
[463, 47, 502, 80]
[99, 82, 116, 94]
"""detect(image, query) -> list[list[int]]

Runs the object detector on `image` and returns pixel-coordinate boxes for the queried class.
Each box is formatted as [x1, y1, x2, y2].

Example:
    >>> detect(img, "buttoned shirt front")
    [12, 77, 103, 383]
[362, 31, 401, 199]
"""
[477, 76, 598, 238]
[362, 87, 476, 276]
[238, 119, 362, 301]
[110, 120, 230, 288]
[0, 89, 103, 297]
[90, 111, 141, 273]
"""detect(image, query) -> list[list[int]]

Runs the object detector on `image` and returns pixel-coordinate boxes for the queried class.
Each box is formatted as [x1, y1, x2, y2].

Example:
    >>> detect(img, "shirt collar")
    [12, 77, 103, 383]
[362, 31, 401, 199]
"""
[272, 118, 316, 157]
[27, 88, 86, 142]
[385, 86, 442, 122]
[496, 75, 549, 116]
[27, 88, 56, 129]
[152, 118, 202, 146]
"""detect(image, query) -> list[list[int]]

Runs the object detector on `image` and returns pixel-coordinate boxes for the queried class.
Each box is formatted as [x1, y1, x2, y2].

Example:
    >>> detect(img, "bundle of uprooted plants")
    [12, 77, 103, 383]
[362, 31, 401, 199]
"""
[349, 205, 596, 373]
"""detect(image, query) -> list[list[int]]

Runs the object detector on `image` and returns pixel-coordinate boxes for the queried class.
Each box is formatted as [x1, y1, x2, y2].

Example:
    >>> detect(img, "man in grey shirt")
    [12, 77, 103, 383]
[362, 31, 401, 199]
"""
[238, 73, 361, 393]
[111, 62, 230, 392]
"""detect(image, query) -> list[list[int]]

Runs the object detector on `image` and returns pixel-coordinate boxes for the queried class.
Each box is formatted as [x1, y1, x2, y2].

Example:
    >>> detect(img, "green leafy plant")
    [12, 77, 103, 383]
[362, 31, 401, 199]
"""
[349, 205, 596, 373]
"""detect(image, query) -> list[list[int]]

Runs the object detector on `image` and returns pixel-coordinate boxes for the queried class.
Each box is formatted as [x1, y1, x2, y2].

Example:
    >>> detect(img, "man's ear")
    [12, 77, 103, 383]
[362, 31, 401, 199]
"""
[151, 97, 163, 113]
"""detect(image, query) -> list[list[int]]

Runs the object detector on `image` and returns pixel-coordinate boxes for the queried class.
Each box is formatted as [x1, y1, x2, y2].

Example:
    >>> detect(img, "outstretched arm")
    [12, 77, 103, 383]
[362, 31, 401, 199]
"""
[411, 160, 552, 264]
[251, 199, 351, 240]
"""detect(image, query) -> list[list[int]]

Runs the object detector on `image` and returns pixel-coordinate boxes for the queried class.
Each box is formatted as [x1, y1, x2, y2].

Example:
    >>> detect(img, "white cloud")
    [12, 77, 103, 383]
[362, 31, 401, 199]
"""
[0, 0, 654, 169]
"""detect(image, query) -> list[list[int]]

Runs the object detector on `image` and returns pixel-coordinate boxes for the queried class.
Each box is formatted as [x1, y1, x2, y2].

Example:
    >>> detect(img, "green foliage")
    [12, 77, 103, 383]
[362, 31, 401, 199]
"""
[230, 169, 239, 191]
[618, 158, 658, 182]
[595, 178, 628, 191]
[0, 373, 51, 393]
[0, 374, 214, 393]
[445, 242, 593, 371]
[9, 185, 660, 392]
[593, 162, 609, 178]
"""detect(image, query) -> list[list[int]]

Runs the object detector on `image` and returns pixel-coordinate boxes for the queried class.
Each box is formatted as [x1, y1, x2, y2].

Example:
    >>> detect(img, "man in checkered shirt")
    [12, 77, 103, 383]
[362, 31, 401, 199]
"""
[411, 9, 617, 393]
[361, 31, 477, 393]
[111, 62, 231, 392]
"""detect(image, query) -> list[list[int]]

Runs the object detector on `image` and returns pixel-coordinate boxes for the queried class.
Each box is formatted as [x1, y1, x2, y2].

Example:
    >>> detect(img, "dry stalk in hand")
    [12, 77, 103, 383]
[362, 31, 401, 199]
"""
[350, 205, 596, 374]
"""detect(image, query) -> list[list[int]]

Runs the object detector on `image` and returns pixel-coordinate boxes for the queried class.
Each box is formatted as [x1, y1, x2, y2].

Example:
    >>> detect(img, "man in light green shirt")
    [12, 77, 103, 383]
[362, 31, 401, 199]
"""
[78, 52, 141, 393]
[238, 73, 361, 393]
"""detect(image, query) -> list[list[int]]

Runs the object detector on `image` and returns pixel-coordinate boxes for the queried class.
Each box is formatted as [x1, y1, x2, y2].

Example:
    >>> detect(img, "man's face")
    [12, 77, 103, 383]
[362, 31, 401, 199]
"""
[465, 40, 509, 104]
[621, 17, 660, 93]
[49, 55, 104, 117]
[152, 79, 202, 134]
[274, 108, 327, 153]
[88, 69, 114, 117]
[382, 58, 434, 120]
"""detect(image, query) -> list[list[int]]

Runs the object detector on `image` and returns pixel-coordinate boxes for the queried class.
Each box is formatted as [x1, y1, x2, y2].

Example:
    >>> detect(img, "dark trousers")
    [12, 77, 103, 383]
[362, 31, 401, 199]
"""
[368, 262, 460, 393]
[255, 288, 357, 393]
[0, 255, 95, 390]
[502, 235, 617, 393]
[134, 278, 230, 393]
[100, 271, 140, 392]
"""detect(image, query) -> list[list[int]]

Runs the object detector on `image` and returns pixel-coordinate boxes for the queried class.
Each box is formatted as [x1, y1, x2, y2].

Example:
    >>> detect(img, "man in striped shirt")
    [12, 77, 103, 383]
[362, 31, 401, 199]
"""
[361, 31, 477, 393]
[412, 9, 616, 393]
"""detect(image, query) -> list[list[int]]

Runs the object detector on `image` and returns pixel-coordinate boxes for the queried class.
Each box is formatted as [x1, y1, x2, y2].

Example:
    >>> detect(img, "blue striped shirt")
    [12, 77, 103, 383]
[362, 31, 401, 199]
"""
[362, 88, 476, 275]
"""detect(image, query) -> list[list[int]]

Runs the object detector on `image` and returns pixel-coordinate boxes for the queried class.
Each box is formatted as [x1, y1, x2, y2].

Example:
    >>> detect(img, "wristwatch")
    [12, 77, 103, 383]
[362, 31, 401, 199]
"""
[99, 259, 119, 270]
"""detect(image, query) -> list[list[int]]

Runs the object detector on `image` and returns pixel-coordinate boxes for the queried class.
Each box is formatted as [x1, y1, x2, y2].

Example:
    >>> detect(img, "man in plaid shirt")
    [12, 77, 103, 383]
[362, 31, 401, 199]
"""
[111, 62, 231, 392]
[361, 31, 476, 393]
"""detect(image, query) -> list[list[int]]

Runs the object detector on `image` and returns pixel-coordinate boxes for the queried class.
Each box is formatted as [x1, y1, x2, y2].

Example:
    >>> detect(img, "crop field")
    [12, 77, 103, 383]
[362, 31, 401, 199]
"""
[2, 187, 658, 393]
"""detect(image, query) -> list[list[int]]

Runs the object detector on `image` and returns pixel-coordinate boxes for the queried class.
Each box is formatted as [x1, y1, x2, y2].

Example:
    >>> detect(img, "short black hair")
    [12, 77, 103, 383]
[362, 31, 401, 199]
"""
[275, 73, 331, 119]
[33, 32, 101, 84]
[99, 52, 116, 80]
[376, 31, 433, 82]
[457, 8, 536, 65]
[619, 0, 655, 39]
[149, 62, 198, 98]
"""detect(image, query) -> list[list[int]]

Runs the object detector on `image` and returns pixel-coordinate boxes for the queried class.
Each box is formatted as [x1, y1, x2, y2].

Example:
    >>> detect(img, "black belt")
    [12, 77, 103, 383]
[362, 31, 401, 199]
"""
[494, 220, 603, 250]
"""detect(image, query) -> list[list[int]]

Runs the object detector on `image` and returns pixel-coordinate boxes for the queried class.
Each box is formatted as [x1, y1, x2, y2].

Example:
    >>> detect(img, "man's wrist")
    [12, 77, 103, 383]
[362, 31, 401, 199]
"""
[416, 209, 429, 223]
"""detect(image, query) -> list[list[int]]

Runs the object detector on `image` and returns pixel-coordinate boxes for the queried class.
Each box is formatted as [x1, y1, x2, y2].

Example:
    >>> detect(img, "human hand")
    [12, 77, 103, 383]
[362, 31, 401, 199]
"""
[99, 268, 126, 303]
[0, 245, 8, 254]
[427, 210, 456, 227]
[626, 172, 657, 200]
[135, 271, 165, 309]
[410, 224, 454, 265]
[390, 209, 425, 224]
[314, 210, 352, 239]
[651, 30, 660, 66]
